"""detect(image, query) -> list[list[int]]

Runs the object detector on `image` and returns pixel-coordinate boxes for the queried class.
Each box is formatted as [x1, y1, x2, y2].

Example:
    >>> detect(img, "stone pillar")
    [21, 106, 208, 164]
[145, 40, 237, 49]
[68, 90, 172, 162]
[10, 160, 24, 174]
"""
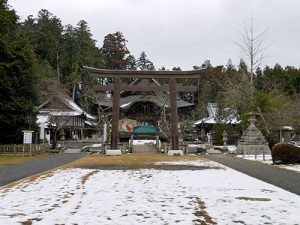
[168, 77, 183, 156]
[103, 123, 107, 144]
[108, 76, 122, 155]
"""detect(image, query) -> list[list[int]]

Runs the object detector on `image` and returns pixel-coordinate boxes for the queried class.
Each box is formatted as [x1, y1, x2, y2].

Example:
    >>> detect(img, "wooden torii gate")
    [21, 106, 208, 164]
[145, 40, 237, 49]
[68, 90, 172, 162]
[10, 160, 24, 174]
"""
[84, 66, 203, 155]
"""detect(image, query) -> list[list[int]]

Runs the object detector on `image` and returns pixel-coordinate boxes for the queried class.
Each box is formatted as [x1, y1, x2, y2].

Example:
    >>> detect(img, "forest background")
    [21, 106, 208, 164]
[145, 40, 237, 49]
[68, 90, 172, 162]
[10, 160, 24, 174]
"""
[1, 0, 300, 145]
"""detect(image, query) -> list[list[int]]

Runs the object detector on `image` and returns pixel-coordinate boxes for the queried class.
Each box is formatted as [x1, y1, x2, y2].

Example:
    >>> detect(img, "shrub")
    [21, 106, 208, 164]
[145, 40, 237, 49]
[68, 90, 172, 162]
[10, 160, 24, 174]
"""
[271, 143, 300, 164]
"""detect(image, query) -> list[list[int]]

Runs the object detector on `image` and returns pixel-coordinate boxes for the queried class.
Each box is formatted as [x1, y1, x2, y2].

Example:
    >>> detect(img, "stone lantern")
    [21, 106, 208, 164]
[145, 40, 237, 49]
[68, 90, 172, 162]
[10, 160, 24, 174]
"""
[237, 112, 270, 154]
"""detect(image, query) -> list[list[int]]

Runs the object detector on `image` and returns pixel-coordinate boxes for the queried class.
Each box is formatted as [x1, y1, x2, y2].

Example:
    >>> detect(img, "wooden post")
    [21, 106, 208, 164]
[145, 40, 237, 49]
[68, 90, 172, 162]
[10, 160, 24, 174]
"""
[110, 77, 121, 150]
[169, 77, 179, 150]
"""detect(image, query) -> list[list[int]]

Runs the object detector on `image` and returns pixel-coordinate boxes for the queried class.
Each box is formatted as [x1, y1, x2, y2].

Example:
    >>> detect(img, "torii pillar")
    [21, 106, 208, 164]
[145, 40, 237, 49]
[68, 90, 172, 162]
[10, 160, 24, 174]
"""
[106, 77, 122, 155]
[167, 77, 183, 156]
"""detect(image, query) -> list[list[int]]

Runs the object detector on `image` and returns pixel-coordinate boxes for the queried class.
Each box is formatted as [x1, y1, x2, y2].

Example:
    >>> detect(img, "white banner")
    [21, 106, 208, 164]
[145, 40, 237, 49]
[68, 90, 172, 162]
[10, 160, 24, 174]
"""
[23, 131, 33, 144]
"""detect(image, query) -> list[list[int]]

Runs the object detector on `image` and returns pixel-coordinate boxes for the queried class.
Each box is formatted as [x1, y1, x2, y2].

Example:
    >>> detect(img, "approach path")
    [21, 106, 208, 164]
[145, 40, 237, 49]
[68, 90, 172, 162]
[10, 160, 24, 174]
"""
[206, 154, 300, 196]
[0, 153, 86, 187]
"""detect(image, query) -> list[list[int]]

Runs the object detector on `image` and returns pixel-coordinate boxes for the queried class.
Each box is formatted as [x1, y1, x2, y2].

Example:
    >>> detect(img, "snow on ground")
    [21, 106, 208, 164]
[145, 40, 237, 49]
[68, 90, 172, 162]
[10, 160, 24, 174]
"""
[236, 154, 273, 164]
[0, 160, 299, 225]
[155, 159, 225, 168]
[237, 154, 300, 173]
[277, 164, 300, 173]
[132, 140, 157, 145]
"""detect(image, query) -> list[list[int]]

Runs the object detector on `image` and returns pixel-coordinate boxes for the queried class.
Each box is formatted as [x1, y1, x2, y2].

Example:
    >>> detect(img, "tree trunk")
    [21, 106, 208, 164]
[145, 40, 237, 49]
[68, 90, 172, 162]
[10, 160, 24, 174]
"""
[52, 130, 57, 149]
[257, 106, 270, 135]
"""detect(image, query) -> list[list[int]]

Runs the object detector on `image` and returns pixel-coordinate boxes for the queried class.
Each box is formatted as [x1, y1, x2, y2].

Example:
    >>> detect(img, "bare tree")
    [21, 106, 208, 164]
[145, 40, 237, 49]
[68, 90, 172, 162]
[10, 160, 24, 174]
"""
[49, 114, 72, 149]
[80, 82, 111, 139]
[235, 16, 271, 85]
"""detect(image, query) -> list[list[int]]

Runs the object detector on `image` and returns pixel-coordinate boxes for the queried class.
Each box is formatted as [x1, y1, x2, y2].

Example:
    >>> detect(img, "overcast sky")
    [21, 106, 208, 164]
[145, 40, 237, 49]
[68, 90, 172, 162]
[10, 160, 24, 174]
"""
[8, 0, 300, 70]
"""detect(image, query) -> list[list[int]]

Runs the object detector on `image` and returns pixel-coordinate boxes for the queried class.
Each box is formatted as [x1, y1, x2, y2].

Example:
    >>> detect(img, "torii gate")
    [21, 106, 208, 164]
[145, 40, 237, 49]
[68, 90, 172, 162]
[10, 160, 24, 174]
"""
[83, 66, 203, 155]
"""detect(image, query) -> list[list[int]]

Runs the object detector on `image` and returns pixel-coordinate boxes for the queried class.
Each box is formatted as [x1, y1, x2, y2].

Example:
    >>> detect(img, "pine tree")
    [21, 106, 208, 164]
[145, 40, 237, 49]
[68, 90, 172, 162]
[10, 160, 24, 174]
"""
[136, 51, 155, 70]
[100, 31, 130, 70]
[35, 9, 63, 70]
[126, 54, 137, 70]
[0, 0, 39, 143]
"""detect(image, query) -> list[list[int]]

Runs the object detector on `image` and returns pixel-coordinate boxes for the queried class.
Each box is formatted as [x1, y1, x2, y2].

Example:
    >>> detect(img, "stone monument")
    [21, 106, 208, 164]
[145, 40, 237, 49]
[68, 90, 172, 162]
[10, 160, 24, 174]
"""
[237, 113, 270, 154]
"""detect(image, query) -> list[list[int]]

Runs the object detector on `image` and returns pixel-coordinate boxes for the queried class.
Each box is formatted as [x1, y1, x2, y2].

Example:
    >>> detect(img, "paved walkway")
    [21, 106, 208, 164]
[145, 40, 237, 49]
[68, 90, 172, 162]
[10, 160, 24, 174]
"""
[0, 153, 87, 187]
[206, 154, 300, 196]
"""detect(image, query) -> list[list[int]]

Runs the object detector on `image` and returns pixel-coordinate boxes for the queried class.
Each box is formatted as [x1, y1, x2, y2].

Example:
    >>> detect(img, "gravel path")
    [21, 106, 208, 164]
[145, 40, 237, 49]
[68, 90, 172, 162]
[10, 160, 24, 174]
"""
[0, 153, 87, 187]
[206, 154, 300, 196]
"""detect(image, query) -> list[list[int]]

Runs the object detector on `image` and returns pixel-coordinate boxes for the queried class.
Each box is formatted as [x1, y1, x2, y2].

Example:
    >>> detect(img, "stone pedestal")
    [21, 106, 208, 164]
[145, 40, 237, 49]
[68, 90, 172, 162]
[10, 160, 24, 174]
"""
[167, 150, 184, 156]
[237, 113, 270, 154]
[106, 149, 122, 156]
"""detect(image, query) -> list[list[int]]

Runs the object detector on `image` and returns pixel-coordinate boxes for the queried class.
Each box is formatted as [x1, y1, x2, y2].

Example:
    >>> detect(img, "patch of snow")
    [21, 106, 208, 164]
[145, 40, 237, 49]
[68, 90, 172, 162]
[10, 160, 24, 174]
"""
[236, 154, 300, 173]
[63, 97, 96, 120]
[207, 149, 222, 154]
[132, 140, 156, 145]
[236, 154, 273, 164]
[49, 111, 82, 116]
[155, 160, 226, 168]
[277, 164, 300, 173]
[187, 144, 204, 148]
[0, 161, 299, 224]
[282, 126, 294, 130]
[227, 145, 237, 152]
[36, 115, 49, 124]
[120, 102, 132, 108]
[89, 144, 102, 147]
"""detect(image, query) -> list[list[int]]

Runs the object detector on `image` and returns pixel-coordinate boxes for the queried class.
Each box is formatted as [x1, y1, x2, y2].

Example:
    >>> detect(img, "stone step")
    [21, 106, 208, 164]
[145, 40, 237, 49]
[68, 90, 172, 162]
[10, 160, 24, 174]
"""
[132, 144, 157, 153]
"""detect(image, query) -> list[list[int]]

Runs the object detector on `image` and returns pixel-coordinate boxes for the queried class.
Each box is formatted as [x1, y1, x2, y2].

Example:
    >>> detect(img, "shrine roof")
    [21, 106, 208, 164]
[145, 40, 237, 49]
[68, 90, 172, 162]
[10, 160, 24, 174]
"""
[37, 93, 96, 121]
[97, 94, 194, 108]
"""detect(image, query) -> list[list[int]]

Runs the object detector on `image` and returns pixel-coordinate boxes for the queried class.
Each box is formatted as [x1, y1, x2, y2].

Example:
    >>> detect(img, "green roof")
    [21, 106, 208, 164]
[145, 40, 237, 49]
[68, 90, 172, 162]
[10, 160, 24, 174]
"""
[132, 125, 157, 135]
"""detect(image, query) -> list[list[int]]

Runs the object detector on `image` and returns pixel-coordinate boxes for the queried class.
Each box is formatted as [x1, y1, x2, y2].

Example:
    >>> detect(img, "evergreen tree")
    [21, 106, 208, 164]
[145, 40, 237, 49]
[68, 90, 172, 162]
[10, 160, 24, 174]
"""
[172, 67, 181, 71]
[238, 59, 248, 76]
[35, 9, 63, 71]
[126, 54, 137, 70]
[201, 60, 212, 69]
[70, 20, 104, 107]
[286, 66, 300, 93]
[225, 59, 235, 72]
[61, 21, 103, 90]
[100, 31, 130, 70]
[136, 51, 155, 70]
[0, 0, 39, 143]
[254, 67, 263, 90]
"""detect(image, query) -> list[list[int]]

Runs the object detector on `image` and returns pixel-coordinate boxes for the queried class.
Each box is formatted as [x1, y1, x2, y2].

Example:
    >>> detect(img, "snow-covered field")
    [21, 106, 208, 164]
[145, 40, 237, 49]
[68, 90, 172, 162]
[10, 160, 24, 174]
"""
[0, 160, 299, 225]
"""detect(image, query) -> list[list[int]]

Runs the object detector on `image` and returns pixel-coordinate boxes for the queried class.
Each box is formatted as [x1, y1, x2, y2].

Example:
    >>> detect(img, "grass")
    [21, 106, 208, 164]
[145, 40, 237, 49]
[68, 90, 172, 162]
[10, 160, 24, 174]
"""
[63, 153, 207, 169]
[0, 154, 49, 165]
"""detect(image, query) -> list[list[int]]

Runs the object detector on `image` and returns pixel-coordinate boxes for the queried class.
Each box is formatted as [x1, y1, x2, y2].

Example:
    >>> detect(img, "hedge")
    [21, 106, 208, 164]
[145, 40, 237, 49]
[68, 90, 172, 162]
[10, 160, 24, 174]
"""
[271, 143, 300, 164]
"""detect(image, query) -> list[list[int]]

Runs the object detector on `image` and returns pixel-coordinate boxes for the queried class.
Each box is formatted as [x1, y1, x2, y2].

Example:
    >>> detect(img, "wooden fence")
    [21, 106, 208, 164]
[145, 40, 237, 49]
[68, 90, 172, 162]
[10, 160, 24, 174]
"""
[0, 144, 50, 156]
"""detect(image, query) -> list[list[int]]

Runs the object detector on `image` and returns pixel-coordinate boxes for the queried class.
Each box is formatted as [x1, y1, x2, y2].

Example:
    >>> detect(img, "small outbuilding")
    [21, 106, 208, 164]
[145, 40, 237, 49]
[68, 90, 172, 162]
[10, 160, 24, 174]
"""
[193, 103, 240, 143]
[36, 93, 98, 145]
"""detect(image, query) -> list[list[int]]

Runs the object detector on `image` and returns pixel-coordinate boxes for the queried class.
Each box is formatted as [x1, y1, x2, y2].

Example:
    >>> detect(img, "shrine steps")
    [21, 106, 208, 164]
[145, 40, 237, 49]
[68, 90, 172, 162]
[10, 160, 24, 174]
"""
[132, 143, 158, 153]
